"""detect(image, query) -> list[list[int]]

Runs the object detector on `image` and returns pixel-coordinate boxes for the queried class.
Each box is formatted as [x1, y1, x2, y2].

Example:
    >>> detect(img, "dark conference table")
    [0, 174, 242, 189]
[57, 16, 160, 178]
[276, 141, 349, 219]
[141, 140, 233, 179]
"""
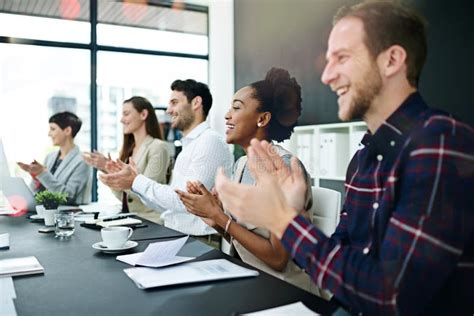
[0, 213, 340, 315]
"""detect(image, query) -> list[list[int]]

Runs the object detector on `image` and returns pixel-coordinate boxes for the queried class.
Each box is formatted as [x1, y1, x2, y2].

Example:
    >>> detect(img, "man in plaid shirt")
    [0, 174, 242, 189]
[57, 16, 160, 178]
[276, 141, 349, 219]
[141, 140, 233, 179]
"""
[215, 1, 473, 315]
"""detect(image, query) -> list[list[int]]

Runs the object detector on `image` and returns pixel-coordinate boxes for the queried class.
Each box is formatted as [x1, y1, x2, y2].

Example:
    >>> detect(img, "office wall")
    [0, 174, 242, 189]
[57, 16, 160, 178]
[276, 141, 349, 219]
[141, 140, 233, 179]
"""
[209, 0, 234, 136]
[234, 0, 474, 126]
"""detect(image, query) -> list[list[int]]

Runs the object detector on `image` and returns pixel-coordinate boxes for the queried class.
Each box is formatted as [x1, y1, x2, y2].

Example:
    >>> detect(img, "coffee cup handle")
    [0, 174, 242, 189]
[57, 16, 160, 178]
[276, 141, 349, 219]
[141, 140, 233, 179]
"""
[127, 227, 133, 239]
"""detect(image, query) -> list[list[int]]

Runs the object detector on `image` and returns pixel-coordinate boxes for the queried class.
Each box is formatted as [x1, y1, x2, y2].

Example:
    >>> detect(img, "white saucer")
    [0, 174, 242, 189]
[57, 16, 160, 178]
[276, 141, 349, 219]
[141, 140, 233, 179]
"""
[92, 241, 138, 254]
[30, 214, 44, 220]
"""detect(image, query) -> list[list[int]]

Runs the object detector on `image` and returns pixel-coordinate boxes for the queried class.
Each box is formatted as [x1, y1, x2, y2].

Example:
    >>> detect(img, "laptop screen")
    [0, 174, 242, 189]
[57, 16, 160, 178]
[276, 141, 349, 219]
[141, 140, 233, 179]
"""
[0, 138, 11, 179]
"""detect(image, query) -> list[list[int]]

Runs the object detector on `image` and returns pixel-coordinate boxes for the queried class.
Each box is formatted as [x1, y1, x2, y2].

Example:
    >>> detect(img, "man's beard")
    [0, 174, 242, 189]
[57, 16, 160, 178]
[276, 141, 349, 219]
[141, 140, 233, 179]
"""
[348, 62, 382, 121]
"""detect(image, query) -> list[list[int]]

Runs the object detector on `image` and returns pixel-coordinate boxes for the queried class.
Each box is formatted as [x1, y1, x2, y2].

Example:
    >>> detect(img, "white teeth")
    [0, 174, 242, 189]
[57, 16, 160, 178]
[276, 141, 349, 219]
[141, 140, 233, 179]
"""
[226, 124, 235, 129]
[336, 86, 349, 96]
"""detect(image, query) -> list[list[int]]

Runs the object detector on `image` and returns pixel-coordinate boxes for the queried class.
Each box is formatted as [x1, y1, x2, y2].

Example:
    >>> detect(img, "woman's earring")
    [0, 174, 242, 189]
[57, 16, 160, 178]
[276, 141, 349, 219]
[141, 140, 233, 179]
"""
[257, 122, 262, 127]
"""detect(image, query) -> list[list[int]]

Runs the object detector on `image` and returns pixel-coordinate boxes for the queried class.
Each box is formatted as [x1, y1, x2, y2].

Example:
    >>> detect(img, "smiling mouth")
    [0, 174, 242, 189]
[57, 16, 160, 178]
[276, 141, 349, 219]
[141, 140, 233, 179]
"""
[336, 86, 349, 97]
[225, 124, 235, 133]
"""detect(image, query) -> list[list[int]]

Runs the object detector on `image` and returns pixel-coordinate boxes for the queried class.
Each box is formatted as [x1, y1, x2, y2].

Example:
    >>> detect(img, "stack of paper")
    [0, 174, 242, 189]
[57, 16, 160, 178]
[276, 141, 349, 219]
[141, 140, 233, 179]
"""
[117, 236, 194, 268]
[124, 259, 259, 289]
[0, 256, 44, 277]
[0, 277, 17, 316]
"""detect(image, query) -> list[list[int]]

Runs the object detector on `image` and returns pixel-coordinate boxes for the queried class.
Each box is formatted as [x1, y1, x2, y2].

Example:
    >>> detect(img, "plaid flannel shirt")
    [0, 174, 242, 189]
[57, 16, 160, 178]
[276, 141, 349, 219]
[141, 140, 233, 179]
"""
[282, 93, 474, 315]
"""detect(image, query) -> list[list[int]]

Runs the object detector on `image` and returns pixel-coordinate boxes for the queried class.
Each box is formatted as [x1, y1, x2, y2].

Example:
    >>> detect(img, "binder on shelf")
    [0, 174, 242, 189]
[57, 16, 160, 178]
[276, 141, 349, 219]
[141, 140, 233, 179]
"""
[319, 133, 348, 178]
[296, 134, 313, 176]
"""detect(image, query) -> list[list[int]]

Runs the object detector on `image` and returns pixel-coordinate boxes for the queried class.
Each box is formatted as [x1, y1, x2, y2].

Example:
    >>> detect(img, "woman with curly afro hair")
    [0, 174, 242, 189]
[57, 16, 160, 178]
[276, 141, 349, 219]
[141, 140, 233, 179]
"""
[176, 68, 316, 293]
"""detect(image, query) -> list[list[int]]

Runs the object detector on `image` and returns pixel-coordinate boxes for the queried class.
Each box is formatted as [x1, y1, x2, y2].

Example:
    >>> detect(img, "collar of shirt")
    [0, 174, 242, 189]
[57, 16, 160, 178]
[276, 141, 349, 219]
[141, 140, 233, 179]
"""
[180, 121, 210, 147]
[361, 92, 428, 161]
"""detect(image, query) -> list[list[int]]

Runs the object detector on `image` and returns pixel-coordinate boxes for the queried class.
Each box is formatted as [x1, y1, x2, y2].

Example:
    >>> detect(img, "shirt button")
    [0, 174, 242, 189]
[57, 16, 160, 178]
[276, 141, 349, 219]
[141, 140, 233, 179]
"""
[363, 247, 370, 255]
[377, 154, 383, 161]
[373, 202, 379, 209]
[128, 198, 133, 203]
[390, 140, 396, 146]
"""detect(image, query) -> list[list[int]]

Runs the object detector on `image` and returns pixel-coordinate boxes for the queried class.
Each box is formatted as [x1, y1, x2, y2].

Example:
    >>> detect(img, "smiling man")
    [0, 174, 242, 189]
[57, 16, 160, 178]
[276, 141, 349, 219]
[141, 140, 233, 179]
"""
[215, 1, 473, 315]
[100, 79, 232, 239]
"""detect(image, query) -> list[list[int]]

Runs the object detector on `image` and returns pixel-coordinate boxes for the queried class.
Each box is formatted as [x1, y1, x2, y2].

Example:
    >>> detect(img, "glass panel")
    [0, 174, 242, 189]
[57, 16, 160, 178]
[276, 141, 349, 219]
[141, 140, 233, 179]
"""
[96, 50, 208, 202]
[97, 0, 208, 55]
[0, 44, 90, 182]
[0, 12, 90, 44]
[98, 0, 207, 35]
[97, 23, 208, 55]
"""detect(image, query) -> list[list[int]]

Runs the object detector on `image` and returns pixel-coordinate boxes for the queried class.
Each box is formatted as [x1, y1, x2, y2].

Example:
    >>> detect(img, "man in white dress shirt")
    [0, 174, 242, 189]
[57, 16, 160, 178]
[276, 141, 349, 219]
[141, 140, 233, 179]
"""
[100, 79, 232, 238]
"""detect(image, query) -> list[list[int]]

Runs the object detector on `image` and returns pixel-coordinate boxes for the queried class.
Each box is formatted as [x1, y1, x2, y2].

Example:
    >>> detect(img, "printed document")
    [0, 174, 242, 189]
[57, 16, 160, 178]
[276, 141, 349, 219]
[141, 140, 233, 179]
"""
[117, 236, 194, 267]
[124, 259, 259, 289]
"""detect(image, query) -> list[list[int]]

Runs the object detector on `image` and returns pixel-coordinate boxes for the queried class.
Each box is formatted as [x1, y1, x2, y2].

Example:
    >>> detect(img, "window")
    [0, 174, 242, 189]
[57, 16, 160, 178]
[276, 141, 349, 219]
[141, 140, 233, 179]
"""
[0, 43, 90, 177]
[0, 0, 209, 202]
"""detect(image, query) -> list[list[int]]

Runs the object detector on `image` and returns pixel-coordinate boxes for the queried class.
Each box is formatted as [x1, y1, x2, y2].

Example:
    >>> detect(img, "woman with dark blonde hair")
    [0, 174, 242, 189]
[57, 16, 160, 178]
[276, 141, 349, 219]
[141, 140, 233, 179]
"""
[84, 96, 170, 223]
[176, 68, 315, 292]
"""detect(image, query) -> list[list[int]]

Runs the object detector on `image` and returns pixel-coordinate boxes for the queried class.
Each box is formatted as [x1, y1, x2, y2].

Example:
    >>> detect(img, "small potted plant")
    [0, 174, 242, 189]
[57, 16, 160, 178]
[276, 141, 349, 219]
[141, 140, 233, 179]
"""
[35, 191, 68, 226]
[35, 191, 68, 210]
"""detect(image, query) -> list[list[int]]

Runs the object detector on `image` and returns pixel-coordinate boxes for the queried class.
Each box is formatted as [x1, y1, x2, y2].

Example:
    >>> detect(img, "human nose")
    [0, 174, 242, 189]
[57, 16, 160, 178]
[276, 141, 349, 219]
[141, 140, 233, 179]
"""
[321, 60, 337, 86]
[224, 108, 231, 120]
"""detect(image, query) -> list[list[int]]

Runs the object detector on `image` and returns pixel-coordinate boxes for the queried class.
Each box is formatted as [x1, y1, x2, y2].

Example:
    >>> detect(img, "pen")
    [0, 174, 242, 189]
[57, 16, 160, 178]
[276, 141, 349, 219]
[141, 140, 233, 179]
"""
[102, 214, 137, 222]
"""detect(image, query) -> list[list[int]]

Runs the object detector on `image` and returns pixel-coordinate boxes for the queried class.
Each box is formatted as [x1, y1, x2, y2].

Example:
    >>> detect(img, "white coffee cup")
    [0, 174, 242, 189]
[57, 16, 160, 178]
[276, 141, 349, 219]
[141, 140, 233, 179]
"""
[101, 226, 133, 248]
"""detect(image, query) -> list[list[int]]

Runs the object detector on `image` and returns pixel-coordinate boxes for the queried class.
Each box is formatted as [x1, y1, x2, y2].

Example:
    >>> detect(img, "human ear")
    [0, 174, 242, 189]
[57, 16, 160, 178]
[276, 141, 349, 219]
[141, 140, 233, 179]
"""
[380, 45, 407, 78]
[141, 109, 148, 121]
[257, 112, 272, 128]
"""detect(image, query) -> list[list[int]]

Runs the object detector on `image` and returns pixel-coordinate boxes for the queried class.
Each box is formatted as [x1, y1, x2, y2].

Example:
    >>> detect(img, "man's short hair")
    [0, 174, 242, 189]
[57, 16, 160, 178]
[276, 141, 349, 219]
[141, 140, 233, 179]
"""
[49, 111, 82, 138]
[170, 79, 213, 117]
[334, 1, 427, 87]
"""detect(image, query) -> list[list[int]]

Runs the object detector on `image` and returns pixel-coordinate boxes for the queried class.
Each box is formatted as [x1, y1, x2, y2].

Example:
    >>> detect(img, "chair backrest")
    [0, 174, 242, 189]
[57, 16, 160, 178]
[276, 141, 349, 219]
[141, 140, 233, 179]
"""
[310, 186, 341, 237]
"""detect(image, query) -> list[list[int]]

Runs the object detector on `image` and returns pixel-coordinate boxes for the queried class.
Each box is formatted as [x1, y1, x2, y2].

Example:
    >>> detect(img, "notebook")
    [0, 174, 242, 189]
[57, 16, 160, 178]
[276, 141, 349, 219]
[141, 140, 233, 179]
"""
[0, 256, 44, 277]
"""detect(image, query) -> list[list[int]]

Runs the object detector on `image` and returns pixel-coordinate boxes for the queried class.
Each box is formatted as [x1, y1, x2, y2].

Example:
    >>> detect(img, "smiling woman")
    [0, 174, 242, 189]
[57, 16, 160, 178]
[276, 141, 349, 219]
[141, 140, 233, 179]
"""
[176, 68, 315, 293]
[17, 111, 92, 205]
[83, 96, 170, 223]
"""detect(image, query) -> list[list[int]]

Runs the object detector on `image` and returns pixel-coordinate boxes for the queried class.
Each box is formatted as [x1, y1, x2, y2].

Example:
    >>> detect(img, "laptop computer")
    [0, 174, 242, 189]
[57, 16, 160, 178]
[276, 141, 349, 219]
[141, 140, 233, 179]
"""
[0, 177, 36, 213]
[0, 138, 10, 178]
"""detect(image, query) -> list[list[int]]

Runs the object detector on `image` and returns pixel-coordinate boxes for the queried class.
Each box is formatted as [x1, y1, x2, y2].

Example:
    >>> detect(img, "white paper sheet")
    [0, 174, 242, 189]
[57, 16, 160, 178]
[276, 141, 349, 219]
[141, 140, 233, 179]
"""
[116, 236, 194, 268]
[243, 302, 320, 315]
[0, 233, 9, 248]
[123, 259, 259, 289]
[0, 297, 17, 316]
[78, 202, 121, 216]
[0, 276, 16, 298]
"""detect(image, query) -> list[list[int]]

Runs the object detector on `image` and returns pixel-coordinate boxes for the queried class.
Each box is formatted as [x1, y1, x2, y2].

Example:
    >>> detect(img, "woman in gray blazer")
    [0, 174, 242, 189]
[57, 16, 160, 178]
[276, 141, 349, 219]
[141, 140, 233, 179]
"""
[18, 112, 91, 205]
[83, 96, 170, 223]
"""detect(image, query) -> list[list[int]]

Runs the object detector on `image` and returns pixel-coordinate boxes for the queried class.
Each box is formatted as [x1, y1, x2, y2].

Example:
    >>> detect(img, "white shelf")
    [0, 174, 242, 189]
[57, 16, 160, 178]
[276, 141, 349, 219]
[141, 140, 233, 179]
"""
[285, 121, 367, 186]
[319, 176, 346, 181]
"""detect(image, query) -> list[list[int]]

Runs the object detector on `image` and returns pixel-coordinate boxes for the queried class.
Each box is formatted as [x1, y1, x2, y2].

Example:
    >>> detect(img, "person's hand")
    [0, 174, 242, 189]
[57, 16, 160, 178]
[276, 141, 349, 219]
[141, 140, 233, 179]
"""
[176, 181, 225, 227]
[104, 159, 125, 174]
[83, 151, 110, 171]
[17, 161, 32, 173]
[29, 160, 45, 175]
[247, 139, 307, 212]
[99, 158, 138, 191]
[215, 167, 297, 239]
[17, 160, 45, 176]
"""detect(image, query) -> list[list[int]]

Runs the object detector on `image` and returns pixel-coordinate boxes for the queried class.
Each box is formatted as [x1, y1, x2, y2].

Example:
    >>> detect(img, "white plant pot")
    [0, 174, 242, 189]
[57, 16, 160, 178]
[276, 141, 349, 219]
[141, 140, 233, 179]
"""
[43, 209, 59, 226]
